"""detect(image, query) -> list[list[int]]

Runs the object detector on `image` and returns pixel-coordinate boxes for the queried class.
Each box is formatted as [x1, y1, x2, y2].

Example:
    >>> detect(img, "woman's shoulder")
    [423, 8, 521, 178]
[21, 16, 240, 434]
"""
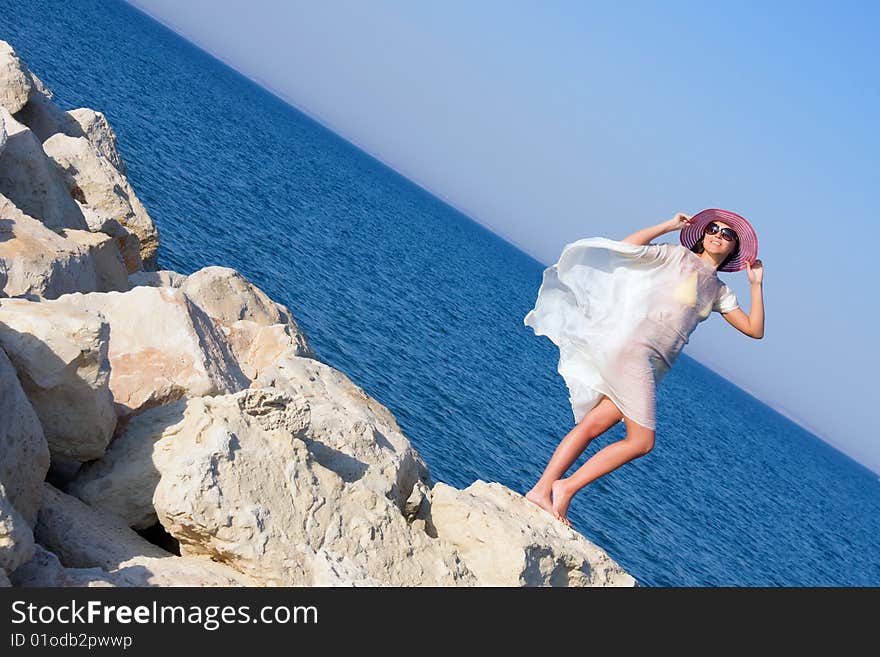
[647, 240, 685, 261]
[557, 237, 681, 269]
[646, 240, 684, 252]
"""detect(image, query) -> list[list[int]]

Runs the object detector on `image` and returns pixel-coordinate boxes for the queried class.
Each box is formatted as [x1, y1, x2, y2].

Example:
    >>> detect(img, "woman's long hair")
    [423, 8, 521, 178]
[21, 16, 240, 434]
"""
[690, 235, 739, 270]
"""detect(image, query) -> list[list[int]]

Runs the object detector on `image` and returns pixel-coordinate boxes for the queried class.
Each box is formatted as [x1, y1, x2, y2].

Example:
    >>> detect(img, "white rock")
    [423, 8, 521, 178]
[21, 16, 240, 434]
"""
[297, 544, 385, 586]
[25, 286, 249, 419]
[42, 133, 159, 269]
[254, 355, 428, 510]
[128, 269, 187, 289]
[225, 321, 314, 380]
[65, 108, 127, 174]
[4, 57, 140, 272]
[11, 61, 122, 165]
[0, 482, 35, 574]
[11, 59, 127, 173]
[71, 399, 188, 529]
[0, 41, 32, 114]
[76, 202, 143, 274]
[35, 484, 256, 586]
[0, 108, 87, 231]
[156, 388, 474, 586]
[0, 298, 116, 461]
[60, 228, 130, 292]
[10, 544, 116, 587]
[76, 387, 474, 585]
[36, 482, 165, 562]
[92, 286, 251, 416]
[428, 481, 637, 587]
[0, 194, 99, 299]
[179, 267, 315, 361]
[73, 356, 428, 530]
[181, 266, 295, 327]
[404, 479, 430, 521]
[0, 347, 50, 525]
[27, 70, 53, 100]
[14, 71, 71, 143]
[109, 555, 259, 587]
[12, 542, 263, 588]
[6, 56, 70, 144]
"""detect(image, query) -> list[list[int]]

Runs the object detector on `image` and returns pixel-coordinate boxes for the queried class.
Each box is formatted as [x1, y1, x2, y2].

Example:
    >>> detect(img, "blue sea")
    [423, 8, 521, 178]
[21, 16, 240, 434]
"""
[4, 0, 878, 587]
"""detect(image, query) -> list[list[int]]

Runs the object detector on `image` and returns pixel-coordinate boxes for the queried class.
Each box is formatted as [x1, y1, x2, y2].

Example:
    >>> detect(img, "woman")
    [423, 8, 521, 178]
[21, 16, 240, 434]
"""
[522, 208, 765, 527]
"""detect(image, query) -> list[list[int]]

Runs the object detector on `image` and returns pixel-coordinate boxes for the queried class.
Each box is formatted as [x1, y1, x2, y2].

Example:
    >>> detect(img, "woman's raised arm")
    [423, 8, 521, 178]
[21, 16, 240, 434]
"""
[621, 213, 691, 245]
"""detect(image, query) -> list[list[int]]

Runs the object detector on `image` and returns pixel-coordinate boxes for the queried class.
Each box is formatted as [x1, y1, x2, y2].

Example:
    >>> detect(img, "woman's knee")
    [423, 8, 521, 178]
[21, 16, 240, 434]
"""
[580, 416, 620, 442]
[634, 437, 655, 456]
[578, 397, 623, 439]
[623, 427, 655, 456]
[578, 418, 603, 440]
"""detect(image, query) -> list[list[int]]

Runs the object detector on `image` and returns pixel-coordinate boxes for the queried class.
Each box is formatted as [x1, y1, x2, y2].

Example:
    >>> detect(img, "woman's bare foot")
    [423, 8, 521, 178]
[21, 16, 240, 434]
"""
[525, 486, 554, 514]
[551, 479, 575, 528]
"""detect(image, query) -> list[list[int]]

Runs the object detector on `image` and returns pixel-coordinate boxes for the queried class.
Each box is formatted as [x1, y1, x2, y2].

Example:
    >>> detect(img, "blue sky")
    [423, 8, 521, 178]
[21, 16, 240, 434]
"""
[127, 0, 879, 474]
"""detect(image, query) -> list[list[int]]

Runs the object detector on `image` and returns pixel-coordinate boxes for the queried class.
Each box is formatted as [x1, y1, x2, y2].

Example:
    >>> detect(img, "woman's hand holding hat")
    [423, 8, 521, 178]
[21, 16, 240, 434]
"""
[667, 212, 693, 232]
[746, 259, 763, 285]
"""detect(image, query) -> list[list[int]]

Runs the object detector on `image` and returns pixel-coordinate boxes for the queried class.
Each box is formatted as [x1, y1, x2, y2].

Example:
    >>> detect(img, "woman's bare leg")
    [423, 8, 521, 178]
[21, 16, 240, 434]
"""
[525, 396, 623, 514]
[551, 415, 655, 526]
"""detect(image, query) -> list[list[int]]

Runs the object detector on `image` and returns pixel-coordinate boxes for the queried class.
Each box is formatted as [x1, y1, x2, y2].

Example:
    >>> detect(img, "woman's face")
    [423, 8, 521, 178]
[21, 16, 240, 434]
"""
[703, 221, 738, 257]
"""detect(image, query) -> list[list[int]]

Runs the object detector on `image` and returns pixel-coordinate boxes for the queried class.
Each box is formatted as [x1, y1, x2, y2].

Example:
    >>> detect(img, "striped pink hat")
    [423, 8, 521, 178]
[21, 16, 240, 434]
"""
[680, 208, 758, 272]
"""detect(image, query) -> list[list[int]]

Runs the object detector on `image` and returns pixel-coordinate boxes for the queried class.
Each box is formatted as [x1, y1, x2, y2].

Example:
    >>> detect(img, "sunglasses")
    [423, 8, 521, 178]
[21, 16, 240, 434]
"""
[705, 222, 738, 243]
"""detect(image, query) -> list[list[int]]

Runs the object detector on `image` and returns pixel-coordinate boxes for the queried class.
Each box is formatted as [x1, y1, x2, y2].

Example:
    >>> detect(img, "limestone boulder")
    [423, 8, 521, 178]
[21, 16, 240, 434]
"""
[59, 229, 130, 292]
[8, 49, 127, 172]
[72, 354, 431, 530]
[109, 556, 258, 587]
[77, 202, 142, 274]
[0, 109, 87, 231]
[253, 355, 428, 510]
[294, 544, 385, 586]
[35, 484, 257, 586]
[0, 41, 32, 114]
[128, 269, 187, 289]
[181, 266, 292, 326]
[428, 480, 637, 587]
[42, 133, 158, 269]
[0, 298, 115, 461]
[23, 286, 248, 419]
[0, 482, 35, 574]
[70, 400, 187, 529]
[0, 347, 50, 525]
[9, 544, 115, 587]
[37, 482, 167, 566]
[14, 70, 71, 143]
[0, 194, 99, 299]
[224, 321, 314, 381]
[64, 108, 127, 174]
[179, 266, 315, 358]
[8, 52, 125, 171]
[154, 389, 472, 585]
[74, 387, 474, 585]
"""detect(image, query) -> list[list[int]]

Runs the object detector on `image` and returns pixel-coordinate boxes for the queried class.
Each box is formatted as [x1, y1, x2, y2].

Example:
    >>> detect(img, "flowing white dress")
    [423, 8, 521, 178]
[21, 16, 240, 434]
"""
[523, 237, 739, 430]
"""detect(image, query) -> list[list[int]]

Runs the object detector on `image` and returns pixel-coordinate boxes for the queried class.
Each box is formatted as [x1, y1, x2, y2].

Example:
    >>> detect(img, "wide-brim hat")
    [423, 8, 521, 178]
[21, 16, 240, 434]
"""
[680, 208, 758, 272]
